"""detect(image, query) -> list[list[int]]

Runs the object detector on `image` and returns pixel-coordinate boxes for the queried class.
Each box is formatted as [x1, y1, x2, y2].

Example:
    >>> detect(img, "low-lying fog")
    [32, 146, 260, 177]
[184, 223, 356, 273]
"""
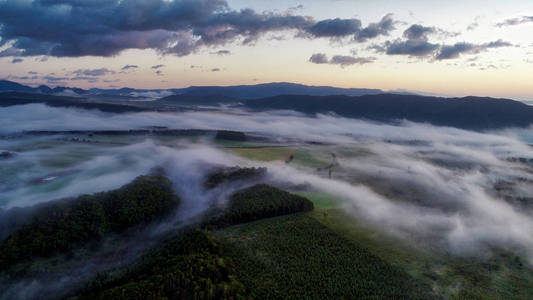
[2, 103, 533, 264]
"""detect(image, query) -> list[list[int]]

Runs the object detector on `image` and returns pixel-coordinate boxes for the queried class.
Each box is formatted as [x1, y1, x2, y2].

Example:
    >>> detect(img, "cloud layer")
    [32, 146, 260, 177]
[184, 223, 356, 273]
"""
[0, 0, 517, 74]
[0, 0, 398, 58]
[306, 14, 396, 42]
[0, 0, 313, 57]
[1, 103, 533, 266]
[436, 39, 512, 60]
[496, 16, 533, 27]
[309, 53, 375, 67]
[1, 103, 533, 299]
[372, 23, 512, 60]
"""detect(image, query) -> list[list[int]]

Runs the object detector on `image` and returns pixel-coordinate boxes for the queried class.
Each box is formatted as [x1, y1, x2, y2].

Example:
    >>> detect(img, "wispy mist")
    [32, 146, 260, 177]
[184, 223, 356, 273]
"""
[1, 103, 533, 299]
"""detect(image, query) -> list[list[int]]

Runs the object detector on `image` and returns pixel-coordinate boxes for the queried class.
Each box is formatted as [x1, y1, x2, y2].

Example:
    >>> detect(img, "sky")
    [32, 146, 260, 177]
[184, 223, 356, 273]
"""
[0, 0, 532, 99]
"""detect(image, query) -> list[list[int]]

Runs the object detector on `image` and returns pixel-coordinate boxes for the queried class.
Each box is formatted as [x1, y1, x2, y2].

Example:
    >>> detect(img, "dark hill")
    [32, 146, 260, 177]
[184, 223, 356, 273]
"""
[244, 94, 533, 130]
[0, 80, 86, 95]
[204, 184, 314, 229]
[0, 92, 147, 113]
[175, 82, 383, 99]
[0, 175, 180, 268]
[2, 79, 532, 130]
[156, 94, 238, 106]
[0, 80, 35, 93]
[0, 80, 383, 99]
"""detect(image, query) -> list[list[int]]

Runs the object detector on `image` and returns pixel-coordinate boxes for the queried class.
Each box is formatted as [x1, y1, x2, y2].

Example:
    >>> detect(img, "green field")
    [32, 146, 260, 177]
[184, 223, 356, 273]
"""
[304, 194, 533, 300]
[217, 144, 533, 299]
[226, 146, 329, 168]
[292, 191, 344, 209]
[227, 146, 294, 162]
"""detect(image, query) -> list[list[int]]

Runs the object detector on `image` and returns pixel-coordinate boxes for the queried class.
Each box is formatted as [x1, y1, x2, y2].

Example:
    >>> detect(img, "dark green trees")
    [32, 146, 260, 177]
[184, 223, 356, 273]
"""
[204, 166, 266, 189]
[0, 175, 180, 268]
[73, 229, 247, 300]
[206, 184, 314, 228]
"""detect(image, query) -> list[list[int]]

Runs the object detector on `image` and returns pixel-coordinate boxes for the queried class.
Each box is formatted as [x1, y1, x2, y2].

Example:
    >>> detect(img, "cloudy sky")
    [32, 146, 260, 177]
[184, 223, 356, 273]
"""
[0, 0, 532, 99]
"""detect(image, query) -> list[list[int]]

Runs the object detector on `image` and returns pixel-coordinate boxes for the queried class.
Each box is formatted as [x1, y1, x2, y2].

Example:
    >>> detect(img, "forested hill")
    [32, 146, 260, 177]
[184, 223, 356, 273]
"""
[2, 87, 533, 130]
[0, 80, 383, 99]
[243, 94, 533, 130]
[0, 92, 147, 113]
[174, 82, 383, 99]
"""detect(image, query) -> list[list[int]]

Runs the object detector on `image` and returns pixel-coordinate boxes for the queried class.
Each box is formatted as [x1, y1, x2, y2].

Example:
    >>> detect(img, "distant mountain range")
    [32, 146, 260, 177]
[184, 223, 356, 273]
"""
[0, 92, 147, 113]
[242, 94, 533, 130]
[1, 79, 533, 131]
[0, 80, 88, 96]
[0, 80, 383, 99]
[173, 82, 383, 98]
[156, 93, 533, 130]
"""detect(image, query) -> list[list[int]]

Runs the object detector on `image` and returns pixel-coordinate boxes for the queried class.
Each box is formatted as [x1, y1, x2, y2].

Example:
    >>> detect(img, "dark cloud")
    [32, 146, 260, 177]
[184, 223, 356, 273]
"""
[485, 40, 513, 48]
[354, 14, 396, 42]
[371, 22, 509, 60]
[305, 14, 396, 42]
[308, 53, 375, 67]
[436, 40, 512, 60]
[211, 49, 231, 55]
[43, 75, 68, 82]
[401, 23, 458, 41]
[28, 71, 39, 75]
[211, 68, 221, 72]
[0, 2, 397, 57]
[72, 68, 115, 76]
[155, 70, 163, 76]
[403, 24, 435, 40]
[330, 55, 375, 67]
[496, 16, 533, 27]
[121, 64, 139, 70]
[373, 24, 439, 57]
[435, 43, 476, 60]
[120, 64, 138, 74]
[382, 39, 440, 57]
[198, 8, 314, 47]
[307, 18, 362, 38]
[308, 53, 329, 64]
[11, 58, 23, 63]
[0, 0, 316, 57]
[71, 76, 99, 83]
[151, 64, 165, 69]
[7, 75, 30, 80]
